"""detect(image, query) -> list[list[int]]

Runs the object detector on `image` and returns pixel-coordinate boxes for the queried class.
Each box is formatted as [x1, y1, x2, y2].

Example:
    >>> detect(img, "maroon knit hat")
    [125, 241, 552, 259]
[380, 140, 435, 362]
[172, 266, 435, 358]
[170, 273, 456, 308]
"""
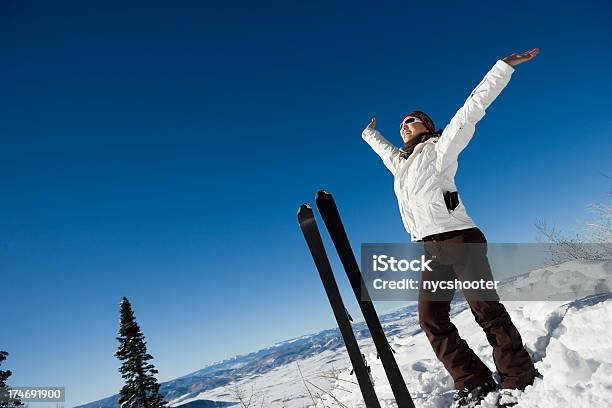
[401, 110, 435, 133]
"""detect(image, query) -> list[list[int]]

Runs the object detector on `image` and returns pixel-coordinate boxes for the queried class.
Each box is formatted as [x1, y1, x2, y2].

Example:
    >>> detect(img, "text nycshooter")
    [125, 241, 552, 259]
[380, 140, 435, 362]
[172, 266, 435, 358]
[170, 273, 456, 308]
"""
[423, 279, 500, 292]
[372, 279, 500, 291]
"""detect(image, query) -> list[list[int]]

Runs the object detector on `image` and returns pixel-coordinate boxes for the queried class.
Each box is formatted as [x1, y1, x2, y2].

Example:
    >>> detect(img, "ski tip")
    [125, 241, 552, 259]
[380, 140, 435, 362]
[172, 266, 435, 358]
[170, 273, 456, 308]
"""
[315, 190, 332, 201]
[297, 203, 314, 224]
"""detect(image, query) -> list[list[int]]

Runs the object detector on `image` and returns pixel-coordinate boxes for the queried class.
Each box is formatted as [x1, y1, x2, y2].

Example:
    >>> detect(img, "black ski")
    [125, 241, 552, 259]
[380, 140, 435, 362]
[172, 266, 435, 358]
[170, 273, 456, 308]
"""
[298, 204, 382, 408]
[315, 190, 416, 408]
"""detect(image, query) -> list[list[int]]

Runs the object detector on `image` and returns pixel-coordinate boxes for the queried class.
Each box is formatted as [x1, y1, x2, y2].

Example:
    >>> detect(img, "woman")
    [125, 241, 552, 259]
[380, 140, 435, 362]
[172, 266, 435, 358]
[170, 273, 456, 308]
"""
[361, 48, 539, 407]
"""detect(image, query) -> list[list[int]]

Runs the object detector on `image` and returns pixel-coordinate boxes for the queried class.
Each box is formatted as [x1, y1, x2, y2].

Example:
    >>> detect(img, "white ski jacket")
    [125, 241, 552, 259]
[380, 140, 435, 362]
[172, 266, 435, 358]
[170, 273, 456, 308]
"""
[362, 59, 515, 242]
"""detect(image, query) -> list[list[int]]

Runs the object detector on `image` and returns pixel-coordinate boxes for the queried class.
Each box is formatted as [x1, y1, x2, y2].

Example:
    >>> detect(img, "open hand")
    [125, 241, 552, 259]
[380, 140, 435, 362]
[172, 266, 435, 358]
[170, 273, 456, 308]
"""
[502, 48, 540, 67]
[366, 117, 376, 129]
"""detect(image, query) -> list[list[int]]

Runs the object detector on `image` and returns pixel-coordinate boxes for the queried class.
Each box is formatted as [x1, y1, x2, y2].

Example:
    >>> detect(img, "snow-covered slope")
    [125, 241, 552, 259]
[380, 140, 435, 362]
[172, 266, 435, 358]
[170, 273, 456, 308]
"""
[78, 259, 612, 408]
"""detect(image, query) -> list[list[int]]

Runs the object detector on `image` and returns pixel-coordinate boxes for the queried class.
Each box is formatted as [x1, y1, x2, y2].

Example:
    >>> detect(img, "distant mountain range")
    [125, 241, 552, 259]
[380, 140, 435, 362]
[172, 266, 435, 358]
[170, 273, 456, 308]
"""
[75, 304, 418, 408]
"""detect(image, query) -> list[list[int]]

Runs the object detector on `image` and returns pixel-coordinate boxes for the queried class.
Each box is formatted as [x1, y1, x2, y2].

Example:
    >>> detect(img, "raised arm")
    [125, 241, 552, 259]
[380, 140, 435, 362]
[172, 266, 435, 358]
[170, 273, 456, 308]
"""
[435, 48, 540, 172]
[361, 117, 401, 174]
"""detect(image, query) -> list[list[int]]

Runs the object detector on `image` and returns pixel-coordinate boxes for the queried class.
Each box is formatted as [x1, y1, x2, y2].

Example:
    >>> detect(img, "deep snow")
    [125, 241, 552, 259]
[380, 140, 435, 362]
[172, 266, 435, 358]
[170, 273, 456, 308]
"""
[77, 259, 612, 408]
[166, 260, 612, 408]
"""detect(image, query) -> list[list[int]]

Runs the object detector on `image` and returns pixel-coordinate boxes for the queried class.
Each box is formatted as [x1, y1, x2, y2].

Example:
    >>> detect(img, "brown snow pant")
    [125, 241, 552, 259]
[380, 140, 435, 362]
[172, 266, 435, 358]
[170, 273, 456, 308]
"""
[418, 227, 536, 390]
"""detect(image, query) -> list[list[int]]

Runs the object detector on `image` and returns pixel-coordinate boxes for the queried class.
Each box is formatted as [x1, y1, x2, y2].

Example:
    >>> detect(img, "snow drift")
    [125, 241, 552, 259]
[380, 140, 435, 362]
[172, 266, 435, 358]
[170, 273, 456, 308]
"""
[78, 259, 612, 408]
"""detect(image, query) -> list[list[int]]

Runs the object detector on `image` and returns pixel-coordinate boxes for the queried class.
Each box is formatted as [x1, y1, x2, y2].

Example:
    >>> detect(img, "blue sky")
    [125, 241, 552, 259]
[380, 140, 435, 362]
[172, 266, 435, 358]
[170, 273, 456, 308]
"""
[1, 0, 610, 406]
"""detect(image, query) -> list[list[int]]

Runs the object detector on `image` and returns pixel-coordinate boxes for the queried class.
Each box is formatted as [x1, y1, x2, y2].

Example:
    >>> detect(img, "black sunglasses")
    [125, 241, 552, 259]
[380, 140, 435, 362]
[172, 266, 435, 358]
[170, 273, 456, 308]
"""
[400, 117, 422, 128]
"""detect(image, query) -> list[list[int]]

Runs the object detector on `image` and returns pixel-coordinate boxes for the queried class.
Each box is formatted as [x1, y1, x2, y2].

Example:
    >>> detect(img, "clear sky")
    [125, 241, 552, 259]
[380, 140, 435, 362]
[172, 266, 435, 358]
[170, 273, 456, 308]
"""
[1, 0, 610, 406]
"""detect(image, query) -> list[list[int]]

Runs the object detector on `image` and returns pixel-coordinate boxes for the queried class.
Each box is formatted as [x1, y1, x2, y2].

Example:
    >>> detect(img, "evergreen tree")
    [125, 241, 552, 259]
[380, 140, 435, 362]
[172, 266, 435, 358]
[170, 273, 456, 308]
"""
[0, 351, 23, 407]
[114, 297, 166, 408]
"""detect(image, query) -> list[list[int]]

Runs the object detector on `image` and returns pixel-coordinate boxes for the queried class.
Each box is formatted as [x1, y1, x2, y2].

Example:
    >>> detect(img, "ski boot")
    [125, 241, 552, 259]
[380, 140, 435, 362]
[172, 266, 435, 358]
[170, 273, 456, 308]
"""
[496, 369, 542, 407]
[451, 379, 497, 407]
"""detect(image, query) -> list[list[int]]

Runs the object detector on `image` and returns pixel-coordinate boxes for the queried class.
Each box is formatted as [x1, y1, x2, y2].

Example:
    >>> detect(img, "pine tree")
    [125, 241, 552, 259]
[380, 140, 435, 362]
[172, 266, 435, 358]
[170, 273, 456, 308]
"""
[114, 297, 166, 408]
[0, 351, 23, 407]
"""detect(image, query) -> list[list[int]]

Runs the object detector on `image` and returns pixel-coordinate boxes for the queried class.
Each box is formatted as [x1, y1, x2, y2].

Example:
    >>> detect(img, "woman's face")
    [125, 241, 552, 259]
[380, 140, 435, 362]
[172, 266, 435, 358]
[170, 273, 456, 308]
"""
[400, 117, 428, 143]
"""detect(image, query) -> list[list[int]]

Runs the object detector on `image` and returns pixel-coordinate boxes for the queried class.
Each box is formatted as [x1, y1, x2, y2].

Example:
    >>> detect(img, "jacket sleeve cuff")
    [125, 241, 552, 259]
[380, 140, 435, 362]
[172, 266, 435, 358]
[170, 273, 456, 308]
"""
[362, 127, 375, 140]
[495, 59, 515, 76]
